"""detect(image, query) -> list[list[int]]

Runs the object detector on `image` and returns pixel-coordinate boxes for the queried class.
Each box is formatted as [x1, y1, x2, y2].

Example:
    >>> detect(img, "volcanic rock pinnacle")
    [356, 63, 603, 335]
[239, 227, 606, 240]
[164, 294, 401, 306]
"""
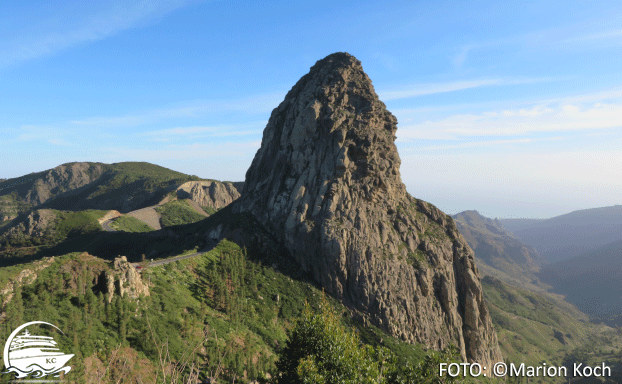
[234, 52, 502, 364]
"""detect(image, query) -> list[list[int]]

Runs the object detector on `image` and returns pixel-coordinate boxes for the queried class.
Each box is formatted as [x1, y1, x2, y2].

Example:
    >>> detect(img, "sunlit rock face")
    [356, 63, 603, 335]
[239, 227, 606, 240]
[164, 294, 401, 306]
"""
[234, 52, 502, 365]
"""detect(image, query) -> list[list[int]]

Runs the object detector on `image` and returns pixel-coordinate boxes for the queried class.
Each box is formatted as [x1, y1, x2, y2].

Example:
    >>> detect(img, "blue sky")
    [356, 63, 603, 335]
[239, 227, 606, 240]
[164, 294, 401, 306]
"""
[1, 0, 621, 218]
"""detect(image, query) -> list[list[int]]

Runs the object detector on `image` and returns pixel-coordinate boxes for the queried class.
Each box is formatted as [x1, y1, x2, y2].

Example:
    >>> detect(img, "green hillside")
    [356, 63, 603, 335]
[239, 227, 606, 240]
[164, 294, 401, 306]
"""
[0, 241, 450, 384]
[0, 162, 203, 222]
[0, 209, 108, 261]
[156, 199, 207, 227]
[43, 162, 203, 212]
[110, 215, 155, 233]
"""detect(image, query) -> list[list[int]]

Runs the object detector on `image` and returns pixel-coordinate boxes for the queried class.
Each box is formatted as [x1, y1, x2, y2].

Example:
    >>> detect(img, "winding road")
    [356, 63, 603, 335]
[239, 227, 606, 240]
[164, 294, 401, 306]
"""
[100, 201, 215, 269]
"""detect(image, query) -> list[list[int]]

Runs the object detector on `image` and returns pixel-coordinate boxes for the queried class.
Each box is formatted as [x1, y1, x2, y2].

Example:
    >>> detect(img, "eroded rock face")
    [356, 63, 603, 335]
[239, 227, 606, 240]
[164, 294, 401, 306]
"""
[176, 181, 242, 210]
[233, 52, 501, 364]
[1, 209, 56, 238]
[106, 256, 150, 302]
[26, 163, 106, 206]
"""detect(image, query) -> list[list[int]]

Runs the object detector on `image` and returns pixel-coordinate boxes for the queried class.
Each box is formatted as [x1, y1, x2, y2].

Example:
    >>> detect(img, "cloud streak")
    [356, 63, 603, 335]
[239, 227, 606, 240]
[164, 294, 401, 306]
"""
[140, 123, 266, 138]
[0, 0, 196, 69]
[397, 98, 622, 141]
[378, 77, 556, 101]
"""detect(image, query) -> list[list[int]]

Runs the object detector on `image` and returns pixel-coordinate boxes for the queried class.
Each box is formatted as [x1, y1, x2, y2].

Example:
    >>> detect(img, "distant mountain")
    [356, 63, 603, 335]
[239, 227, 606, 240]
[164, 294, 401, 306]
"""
[497, 218, 543, 233]
[539, 238, 622, 325]
[0, 162, 243, 263]
[498, 205, 622, 263]
[0, 162, 192, 224]
[453, 210, 542, 288]
[452, 211, 615, 367]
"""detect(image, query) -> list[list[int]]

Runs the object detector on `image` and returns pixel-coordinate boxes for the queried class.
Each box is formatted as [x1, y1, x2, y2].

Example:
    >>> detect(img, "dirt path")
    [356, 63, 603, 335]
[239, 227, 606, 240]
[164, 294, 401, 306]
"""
[127, 207, 161, 230]
[98, 210, 122, 224]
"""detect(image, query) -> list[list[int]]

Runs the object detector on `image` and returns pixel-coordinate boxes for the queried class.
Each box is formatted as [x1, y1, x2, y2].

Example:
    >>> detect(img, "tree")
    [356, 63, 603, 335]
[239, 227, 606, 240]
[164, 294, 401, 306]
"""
[275, 293, 465, 384]
[275, 294, 381, 384]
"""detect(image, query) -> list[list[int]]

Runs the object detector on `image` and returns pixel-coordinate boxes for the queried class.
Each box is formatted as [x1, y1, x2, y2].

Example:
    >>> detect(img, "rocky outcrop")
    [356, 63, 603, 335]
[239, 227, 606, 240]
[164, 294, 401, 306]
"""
[176, 181, 242, 210]
[26, 163, 106, 206]
[106, 256, 150, 302]
[0, 209, 56, 238]
[233, 52, 501, 364]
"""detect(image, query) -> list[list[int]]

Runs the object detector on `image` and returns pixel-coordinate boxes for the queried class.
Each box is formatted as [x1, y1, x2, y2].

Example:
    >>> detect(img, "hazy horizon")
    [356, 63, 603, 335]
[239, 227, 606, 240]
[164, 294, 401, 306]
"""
[2, 1, 621, 218]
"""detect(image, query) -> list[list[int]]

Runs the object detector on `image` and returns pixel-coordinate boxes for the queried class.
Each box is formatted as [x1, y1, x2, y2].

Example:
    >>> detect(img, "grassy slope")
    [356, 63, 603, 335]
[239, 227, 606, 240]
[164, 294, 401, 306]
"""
[110, 215, 154, 233]
[0, 209, 108, 261]
[44, 162, 203, 212]
[0, 241, 435, 384]
[481, 276, 618, 370]
[156, 199, 207, 227]
[0, 162, 203, 218]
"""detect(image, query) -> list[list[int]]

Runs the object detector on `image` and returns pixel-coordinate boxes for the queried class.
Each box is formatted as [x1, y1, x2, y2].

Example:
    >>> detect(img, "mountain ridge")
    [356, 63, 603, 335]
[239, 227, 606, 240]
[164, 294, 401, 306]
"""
[499, 205, 622, 264]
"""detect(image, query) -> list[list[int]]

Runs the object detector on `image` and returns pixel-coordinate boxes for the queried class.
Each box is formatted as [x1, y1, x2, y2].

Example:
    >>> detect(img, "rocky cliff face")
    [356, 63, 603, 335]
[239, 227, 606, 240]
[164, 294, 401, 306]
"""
[0, 209, 56, 238]
[233, 52, 501, 364]
[106, 256, 150, 303]
[26, 162, 106, 206]
[176, 181, 242, 209]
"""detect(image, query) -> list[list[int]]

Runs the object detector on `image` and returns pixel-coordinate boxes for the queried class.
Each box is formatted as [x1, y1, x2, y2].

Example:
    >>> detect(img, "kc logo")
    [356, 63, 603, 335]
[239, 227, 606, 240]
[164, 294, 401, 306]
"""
[2, 321, 74, 379]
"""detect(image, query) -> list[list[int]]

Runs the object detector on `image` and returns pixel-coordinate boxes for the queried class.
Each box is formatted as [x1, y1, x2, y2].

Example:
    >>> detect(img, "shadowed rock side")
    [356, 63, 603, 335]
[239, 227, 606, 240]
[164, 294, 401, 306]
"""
[232, 52, 502, 364]
[176, 181, 242, 209]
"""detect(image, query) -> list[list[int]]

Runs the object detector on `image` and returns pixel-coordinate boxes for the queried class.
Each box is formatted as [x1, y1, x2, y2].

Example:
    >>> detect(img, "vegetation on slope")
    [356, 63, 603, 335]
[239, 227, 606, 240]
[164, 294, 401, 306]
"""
[156, 199, 207, 227]
[0, 209, 107, 261]
[110, 215, 154, 233]
[481, 276, 618, 373]
[1, 241, 451, 383]
[0, 162, 205, 220]
[44, 162, 203, 213]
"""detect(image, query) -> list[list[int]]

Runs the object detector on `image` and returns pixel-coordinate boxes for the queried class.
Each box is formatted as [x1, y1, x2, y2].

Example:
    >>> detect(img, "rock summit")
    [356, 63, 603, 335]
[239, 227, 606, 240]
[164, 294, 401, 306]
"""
[233, 52, 502, 364]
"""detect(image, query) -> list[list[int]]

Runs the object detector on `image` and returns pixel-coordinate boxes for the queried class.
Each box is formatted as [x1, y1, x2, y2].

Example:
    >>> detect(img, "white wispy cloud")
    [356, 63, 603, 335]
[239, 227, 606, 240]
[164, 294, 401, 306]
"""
[0, 0, 197, 69]
[48, 138, 73, 146]
[140, 123, 266, 138]
[397, 98, 622, 141]
[419, 137, 563, 151]
[378, 77, 556, 101]
[15, 125, 71, 144]
[100, 140, 262, 162]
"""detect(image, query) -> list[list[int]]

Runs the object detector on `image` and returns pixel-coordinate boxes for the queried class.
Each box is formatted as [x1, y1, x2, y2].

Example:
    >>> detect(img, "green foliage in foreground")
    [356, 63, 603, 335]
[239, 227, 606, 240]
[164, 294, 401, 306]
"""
[277, 294, 465, 384]
[156, 199, 206, 227]
[1, 240, 483, 383]
[110, 215, 154, 232]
